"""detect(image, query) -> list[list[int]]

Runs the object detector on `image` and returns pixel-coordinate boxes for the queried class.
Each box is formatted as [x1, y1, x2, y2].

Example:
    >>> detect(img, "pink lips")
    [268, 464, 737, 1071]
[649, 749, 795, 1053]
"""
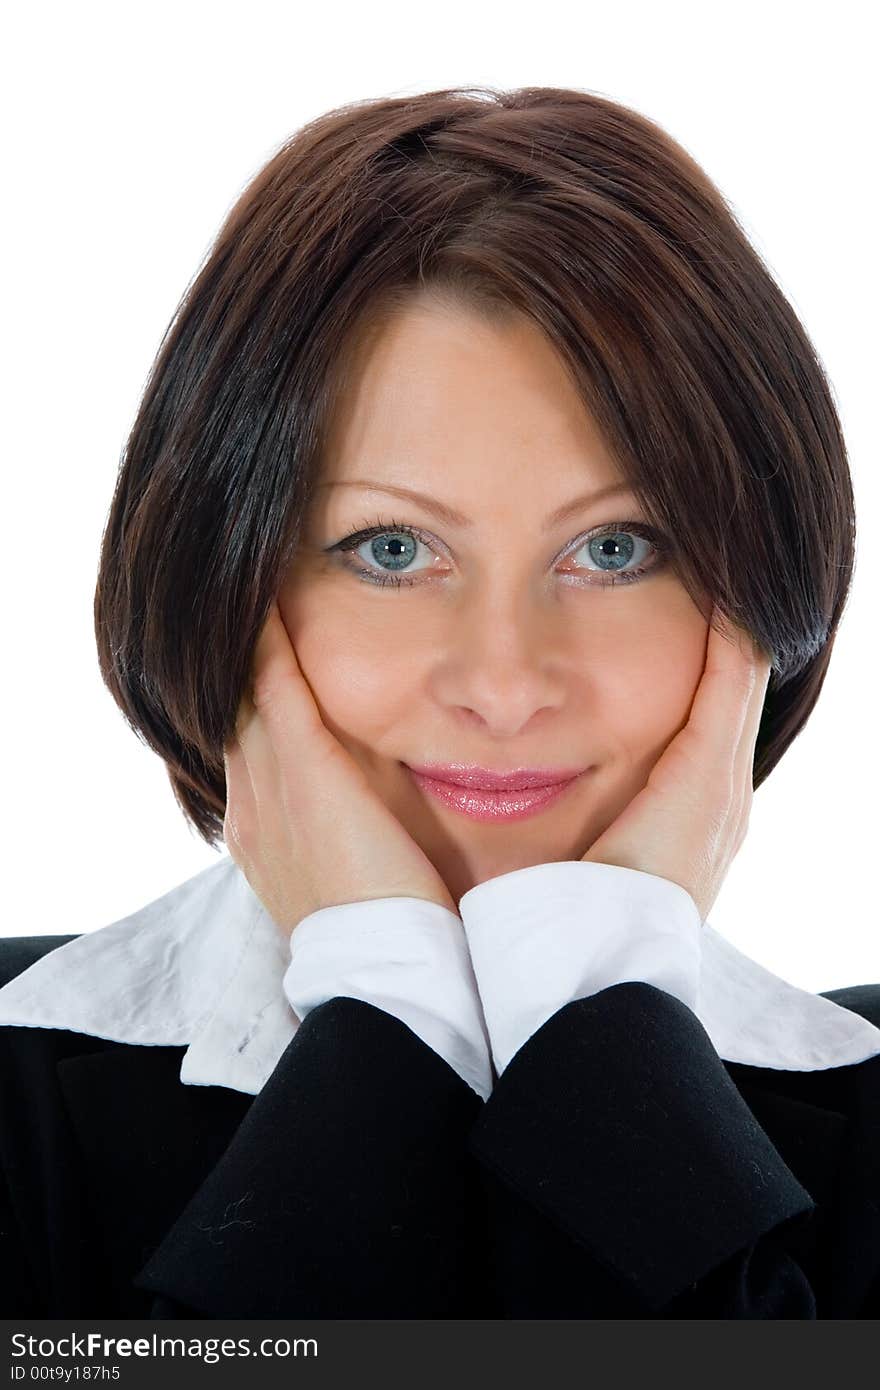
[405, 763, 588, 823]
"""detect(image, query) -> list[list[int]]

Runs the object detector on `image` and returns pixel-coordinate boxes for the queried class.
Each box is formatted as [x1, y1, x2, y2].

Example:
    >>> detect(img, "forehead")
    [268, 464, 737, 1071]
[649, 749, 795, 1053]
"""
[317, 293, 626, 504]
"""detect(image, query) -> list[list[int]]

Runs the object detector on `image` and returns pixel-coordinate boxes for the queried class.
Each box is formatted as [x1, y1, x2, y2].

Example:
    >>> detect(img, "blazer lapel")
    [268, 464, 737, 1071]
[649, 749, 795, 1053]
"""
[57, 1042, 252, 1316]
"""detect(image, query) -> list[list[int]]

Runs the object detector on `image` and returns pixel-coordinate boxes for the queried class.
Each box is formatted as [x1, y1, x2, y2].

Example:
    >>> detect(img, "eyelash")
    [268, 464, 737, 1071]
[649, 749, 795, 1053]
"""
[328, 513, 671, 590]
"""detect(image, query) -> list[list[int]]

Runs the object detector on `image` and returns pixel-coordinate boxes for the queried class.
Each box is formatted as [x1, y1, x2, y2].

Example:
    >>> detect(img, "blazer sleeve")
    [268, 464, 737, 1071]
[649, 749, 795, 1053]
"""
[466, 981, 819, 1316]
[282, 895, 494, 1101]
[458, 863, 820, 1317]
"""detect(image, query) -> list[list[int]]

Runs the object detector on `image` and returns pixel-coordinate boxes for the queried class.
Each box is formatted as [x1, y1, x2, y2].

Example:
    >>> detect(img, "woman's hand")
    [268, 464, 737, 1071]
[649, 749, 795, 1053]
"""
[222, 599, 458, 931]
[580, 606, 773, 924]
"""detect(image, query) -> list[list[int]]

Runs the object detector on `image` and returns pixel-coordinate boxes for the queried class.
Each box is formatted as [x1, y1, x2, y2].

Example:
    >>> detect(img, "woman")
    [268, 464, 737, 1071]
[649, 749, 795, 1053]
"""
[1, 84, 878, 1320]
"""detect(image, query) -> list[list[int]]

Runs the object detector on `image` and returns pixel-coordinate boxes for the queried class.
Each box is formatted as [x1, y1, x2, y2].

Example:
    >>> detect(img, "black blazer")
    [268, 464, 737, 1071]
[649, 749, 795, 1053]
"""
[1, 933, 878, 1319]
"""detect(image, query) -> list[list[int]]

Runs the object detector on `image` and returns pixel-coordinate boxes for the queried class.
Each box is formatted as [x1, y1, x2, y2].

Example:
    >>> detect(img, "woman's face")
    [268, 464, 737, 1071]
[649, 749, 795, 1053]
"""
[279, 292, 710, 905]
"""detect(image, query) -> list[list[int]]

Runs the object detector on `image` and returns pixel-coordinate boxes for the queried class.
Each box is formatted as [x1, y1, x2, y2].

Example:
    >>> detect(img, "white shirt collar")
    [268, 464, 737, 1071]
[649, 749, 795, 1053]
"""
[0, 854, 878, 1095]
[0, 857, 296, 1095]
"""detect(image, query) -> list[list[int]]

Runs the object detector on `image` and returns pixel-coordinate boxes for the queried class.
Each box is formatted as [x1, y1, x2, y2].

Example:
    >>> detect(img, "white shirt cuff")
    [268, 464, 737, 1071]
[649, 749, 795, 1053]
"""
[458, 860, 702, 1078]
[282, 896, 494, 1101]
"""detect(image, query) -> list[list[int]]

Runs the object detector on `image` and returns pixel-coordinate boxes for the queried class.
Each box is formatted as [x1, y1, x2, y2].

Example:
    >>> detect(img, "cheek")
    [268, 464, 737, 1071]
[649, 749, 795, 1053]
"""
[276, 584, 419, 741]
[278, 569, 708, 769]
[584, 592, 707, 767]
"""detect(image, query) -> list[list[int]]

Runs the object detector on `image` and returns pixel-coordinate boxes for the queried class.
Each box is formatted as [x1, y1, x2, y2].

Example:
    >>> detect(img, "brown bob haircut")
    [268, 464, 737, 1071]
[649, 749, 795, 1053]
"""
[94, 84, 856, 849]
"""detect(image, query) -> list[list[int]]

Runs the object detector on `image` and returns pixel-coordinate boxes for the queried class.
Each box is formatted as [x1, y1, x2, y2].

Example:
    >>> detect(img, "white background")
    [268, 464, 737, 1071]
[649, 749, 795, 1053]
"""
[3, 0, 876, 991]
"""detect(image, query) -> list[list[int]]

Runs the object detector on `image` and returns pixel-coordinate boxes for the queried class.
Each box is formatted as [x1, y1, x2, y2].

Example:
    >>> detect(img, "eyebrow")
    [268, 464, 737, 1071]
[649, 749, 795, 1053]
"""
[316, 479, 636, 531]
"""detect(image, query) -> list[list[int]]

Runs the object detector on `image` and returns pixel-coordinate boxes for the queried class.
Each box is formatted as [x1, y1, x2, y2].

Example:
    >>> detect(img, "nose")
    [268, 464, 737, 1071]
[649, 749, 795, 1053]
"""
[432, 585, 571, 738]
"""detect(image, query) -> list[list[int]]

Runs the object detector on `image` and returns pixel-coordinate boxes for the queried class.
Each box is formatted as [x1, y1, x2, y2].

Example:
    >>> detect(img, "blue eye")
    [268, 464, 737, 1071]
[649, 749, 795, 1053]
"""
[328, 514, 670, 589]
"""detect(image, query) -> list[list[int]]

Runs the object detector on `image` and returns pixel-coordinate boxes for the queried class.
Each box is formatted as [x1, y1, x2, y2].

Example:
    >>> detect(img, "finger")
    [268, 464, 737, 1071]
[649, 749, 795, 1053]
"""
[232, 688, 283, 821]
[251, 600, 307, 706]
[685, 606, 766, 776]
[250, 600, 326, 759]
[223, 717, 259, 860]
[712, 604, 770, 667]
[711, 608, 773, 823]
[732, 634, 772, 791]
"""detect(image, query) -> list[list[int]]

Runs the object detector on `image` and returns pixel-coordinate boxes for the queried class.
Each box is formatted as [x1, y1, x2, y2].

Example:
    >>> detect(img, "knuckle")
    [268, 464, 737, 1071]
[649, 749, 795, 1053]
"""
[251, 670, 283, 712]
